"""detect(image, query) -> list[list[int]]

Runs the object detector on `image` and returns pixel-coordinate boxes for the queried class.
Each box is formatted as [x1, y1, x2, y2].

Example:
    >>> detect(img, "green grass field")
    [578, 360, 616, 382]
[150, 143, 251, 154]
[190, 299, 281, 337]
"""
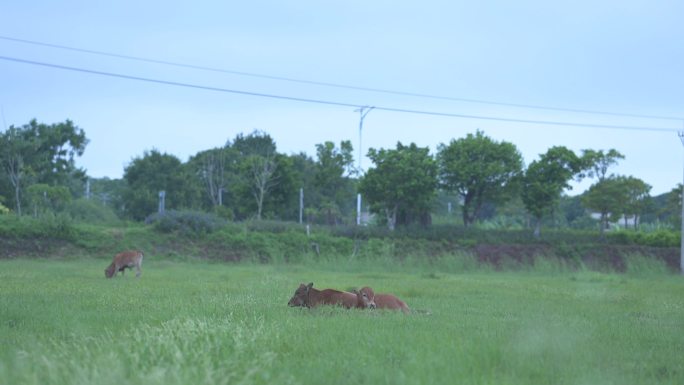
[1, 257, 683, 385]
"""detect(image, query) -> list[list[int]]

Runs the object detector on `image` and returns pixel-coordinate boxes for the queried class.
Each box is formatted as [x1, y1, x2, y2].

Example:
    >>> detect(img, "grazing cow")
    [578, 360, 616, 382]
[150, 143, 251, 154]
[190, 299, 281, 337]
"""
[287, 282, 358, 309]
[355, 286, 410, 314]
[105, 250, 144, 278]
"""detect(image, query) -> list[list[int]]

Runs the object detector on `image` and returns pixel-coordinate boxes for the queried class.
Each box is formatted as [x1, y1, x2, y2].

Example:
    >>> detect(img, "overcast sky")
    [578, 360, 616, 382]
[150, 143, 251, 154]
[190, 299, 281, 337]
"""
[1, 1, 683, 195]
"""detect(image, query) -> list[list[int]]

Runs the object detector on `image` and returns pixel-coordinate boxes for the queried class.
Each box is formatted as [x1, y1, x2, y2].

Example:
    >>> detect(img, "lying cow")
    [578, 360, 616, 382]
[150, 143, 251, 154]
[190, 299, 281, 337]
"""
[287, 282, 357, 309]
[354, 286, 410, 314]
[105, 250, 144, 278]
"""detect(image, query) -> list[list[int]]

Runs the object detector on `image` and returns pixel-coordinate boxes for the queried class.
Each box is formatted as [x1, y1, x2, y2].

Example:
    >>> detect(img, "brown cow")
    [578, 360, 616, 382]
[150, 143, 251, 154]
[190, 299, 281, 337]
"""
[105, 250, 144, 278]
[287, 282, 358, 309]
[355, 286, 410, 314]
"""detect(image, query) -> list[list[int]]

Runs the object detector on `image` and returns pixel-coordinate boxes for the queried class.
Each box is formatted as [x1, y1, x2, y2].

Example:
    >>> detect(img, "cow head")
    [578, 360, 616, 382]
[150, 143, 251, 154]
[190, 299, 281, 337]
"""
[288, 282, 313, 307]
[104, 263, 116, 278]
[354, 286, 376, 309]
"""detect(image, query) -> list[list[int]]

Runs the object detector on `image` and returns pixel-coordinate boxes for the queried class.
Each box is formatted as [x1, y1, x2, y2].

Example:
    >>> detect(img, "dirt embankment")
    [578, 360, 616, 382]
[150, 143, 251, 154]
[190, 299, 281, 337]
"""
[474, 243, 679, 272]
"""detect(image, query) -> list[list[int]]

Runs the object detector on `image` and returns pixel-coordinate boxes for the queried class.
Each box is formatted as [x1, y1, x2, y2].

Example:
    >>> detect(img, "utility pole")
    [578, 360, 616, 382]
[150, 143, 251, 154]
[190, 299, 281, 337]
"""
[158, 190, 166, 214]
[354, 106, 375, 172]
[299, 188, 304, 224]
[354, 106, 374, 226]
[679, 131, 684, 274]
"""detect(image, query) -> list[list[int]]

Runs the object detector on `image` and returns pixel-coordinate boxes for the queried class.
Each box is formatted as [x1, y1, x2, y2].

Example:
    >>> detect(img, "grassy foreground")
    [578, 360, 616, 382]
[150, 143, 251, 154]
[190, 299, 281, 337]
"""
[1, 258, 683, 385]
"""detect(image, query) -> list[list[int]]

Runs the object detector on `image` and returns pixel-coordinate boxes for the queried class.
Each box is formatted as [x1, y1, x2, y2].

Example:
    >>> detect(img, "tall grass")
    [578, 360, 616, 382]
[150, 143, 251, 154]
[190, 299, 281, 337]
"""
[1, 258, 683, 385]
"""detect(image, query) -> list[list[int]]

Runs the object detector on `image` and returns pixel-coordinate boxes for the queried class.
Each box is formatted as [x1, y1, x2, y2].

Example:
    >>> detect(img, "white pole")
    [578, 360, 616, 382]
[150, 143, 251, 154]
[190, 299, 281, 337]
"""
[299, 188, 304, 224]
[357, 193, 362, 226]
[158, 190, 166, 214]
[354, 106, 374, 172]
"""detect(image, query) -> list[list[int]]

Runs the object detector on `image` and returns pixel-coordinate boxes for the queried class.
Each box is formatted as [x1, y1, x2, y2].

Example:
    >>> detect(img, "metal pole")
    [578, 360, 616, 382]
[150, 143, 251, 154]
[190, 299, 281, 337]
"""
[679, 131, 684, 274]
[354, 106, 375, 172]
[357, 193, 362, 226]
[299, 188, 304, 224]
[158, 190, 166, 214]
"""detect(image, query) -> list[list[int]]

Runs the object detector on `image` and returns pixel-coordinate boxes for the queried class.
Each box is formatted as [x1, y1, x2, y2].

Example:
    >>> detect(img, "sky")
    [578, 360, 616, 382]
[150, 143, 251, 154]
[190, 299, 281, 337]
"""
[0, 1, 683, 196]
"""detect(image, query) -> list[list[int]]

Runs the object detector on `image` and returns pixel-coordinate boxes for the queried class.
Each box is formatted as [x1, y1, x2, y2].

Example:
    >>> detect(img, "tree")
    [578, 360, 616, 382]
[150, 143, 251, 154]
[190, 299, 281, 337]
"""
[622, 176, 652, 230]
[313, 140, 356, 225]
[359, 142, 437, 230]
[665, 184, 682, 229]
[580, 149, 624, 182]
[250, 152, 278, 220]
[123, 149, 201, 220]
[521, 146, 582, 238]
[581, 177, 629, 235]
[222, 131, 297, 221]
[25, 184, 71, 217]
[0, 119, 88, 215]
[187, 146, 239, 209]
[0, 125, 33, 215]
[89, 177, 128, 217]
[437, 130, 523, 227]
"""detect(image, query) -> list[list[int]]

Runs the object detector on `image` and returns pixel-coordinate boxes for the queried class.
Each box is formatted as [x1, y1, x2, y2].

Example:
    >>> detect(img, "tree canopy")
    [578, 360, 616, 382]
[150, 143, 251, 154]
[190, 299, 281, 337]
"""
[521, 146, 582, 238]
[437, 130, 523, 227]
[123, 150, 201, 220]
[0, 119, 88, 215]
[360, 142, 437, 230]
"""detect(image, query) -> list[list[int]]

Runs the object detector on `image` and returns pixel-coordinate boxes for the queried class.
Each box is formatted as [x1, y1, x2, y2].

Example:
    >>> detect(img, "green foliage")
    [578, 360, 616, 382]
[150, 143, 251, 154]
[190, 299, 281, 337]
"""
[437, 130, 523, 227]
[522, 146, 582, 237]
[25, 183, 71, 216]
[580, 148, 625, 181]
[0, 213, 78, 240]
[63, 198, 120, 224]
[310, 140, 357, 225]
[0, 200, 10, 215]
[360, 142, 438, 229]
[212, 205, 234, 221]
[607, 229, 679, 248]
[582, 177, 629, 233]
[87, 177, 127, 217]
[123, 150, 202, 220]
[220, 131, 299, 221]
[146, 210, 227, 236]
[186, 146, 240, 210]
[0, 119, 88, 215]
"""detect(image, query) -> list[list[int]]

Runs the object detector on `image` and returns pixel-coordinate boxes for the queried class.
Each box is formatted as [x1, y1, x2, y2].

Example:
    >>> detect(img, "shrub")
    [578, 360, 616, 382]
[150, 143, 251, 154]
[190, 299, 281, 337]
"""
[64, 198, 120, 224]
[0, 214, 78, 240]
[607, 229, 679, 248]
[145, 210, 227, 236]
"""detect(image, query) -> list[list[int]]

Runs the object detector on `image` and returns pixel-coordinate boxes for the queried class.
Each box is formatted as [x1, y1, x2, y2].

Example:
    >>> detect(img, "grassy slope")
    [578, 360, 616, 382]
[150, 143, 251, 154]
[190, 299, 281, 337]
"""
[1, 258, 683, 385]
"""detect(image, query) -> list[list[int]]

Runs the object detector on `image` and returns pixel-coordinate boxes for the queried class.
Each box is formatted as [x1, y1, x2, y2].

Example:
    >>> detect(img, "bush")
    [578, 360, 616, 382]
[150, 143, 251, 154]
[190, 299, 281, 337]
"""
[145, 210, 227, 236]
[0, 214, 78, 240]
[607, 229, 679, 248]
[64, 198, 120, 224]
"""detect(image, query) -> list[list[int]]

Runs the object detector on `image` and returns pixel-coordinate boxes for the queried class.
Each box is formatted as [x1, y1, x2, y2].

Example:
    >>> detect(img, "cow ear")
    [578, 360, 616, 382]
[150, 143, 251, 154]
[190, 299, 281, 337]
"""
[352, 289, 359, 295]
[307, 282, 314, 289]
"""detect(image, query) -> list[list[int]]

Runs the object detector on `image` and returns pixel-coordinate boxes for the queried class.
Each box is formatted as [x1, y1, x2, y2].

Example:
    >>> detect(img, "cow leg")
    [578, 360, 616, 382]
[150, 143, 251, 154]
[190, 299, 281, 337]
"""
[135, 263, 142, 278]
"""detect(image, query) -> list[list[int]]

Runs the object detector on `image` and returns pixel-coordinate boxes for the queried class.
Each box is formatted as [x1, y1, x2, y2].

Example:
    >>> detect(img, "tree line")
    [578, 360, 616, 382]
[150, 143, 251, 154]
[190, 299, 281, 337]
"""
[0, 119, 680, 235]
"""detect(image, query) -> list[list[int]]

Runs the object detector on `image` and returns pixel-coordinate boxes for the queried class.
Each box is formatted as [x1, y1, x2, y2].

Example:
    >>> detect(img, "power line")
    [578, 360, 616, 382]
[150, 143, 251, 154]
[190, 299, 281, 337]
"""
[0, 55, 679, 134]
[1, 34, 682, 122]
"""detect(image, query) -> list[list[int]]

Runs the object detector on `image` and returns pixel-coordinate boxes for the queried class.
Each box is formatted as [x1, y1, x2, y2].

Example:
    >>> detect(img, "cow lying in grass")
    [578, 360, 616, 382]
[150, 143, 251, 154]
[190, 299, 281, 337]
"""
[105, 250, 144, 278]
[287, 282, 358, 309]
[354, 286, 410, 314]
